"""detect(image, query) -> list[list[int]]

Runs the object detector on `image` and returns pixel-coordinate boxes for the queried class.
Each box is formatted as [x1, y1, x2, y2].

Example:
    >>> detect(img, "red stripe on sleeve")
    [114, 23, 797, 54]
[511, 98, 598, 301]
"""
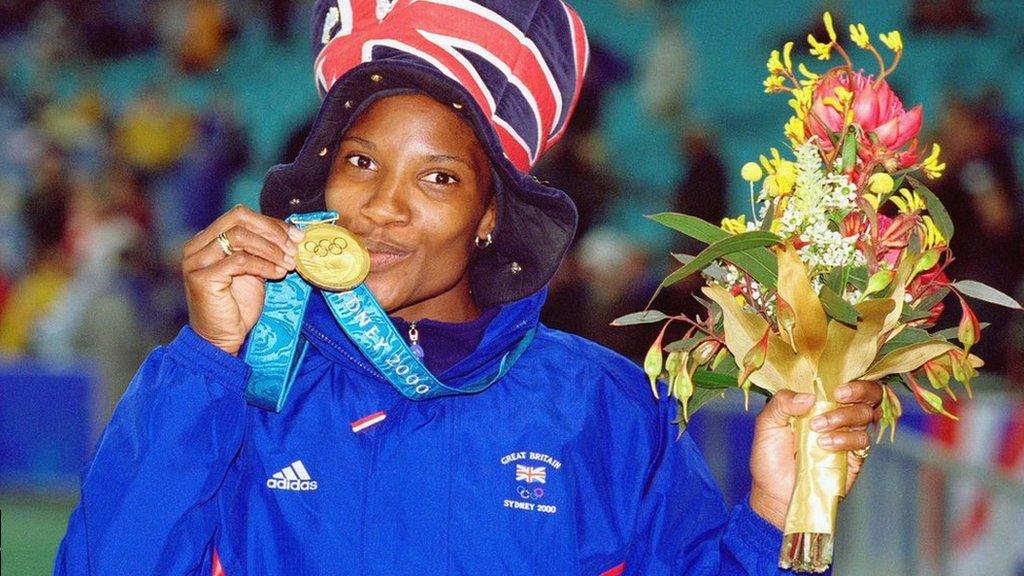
[212, 548, 226, 576]
[600, 562, 626, 576]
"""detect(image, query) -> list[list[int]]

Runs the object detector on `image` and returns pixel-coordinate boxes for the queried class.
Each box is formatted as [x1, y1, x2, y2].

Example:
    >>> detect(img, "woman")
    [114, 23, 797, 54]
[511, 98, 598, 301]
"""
[55, 1, 881, 574]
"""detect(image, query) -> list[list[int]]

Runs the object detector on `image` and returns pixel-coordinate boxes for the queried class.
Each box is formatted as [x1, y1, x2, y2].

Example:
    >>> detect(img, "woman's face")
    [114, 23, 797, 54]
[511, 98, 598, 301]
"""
[325, 93, 495, 322]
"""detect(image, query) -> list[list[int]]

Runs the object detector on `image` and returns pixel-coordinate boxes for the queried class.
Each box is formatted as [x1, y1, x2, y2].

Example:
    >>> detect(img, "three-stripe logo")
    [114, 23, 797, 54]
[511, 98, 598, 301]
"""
[266, 460, 319, 491]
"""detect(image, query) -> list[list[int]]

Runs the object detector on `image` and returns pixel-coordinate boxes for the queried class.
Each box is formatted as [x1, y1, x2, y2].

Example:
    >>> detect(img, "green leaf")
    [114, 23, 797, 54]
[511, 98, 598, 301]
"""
[848, 266, 869, 291]
[819, 286, 860, 325]
[934, 322, 989, 341]
[647, 213, 779, 285]
[660, 231, 782, 289]
[693, 369, 737, 389]
[907, 177, 954, 243]
[900, 305, 934, 323]
[879, 327, 931, 356]
[915, 287, 950, 313]
[953, 280, 1024, 310]
[826, 266, 849, 294]
[841, 131, 858, 173]
[664, 335, 703, 353]
[611, 310, 669, 326]
[760, 199, 777, 232]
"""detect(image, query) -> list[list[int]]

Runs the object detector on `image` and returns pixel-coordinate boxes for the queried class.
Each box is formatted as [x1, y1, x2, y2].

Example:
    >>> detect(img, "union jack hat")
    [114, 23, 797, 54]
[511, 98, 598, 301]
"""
[260, 0, 589, 307]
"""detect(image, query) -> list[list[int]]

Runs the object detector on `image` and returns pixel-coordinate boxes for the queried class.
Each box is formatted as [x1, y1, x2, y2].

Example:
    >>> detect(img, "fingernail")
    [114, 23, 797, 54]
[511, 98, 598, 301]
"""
[284, 254, 296, 268]
[811, 415, 828, 431]
[795, 393, 815, 405]
[285, 241, 298, 256]
[288, 226, 304, 241]
[836, 385, 851, 401]
[817, 435, 834, 447]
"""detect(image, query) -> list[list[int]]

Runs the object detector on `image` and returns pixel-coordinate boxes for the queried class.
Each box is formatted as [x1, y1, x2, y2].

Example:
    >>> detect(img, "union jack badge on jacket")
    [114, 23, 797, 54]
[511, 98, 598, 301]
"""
[260, 0, 590, 307]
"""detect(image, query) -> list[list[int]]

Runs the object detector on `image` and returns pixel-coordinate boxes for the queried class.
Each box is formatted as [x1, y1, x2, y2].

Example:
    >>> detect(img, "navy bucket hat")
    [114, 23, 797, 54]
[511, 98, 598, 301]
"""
[259, 0, 590, 308]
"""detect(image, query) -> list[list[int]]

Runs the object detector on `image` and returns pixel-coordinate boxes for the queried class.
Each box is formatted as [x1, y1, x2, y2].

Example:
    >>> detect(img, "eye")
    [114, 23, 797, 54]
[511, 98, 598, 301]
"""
[424, 171, 459, 186]
[345, 154, 376, 170]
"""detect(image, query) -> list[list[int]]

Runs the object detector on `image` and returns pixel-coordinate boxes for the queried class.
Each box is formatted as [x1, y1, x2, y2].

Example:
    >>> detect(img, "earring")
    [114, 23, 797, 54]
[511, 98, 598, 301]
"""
[474, 233, 493, 249]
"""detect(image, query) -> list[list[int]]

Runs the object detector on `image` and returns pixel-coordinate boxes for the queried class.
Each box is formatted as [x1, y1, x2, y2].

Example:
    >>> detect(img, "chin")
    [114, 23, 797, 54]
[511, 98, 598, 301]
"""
[363, 274, 405, 312]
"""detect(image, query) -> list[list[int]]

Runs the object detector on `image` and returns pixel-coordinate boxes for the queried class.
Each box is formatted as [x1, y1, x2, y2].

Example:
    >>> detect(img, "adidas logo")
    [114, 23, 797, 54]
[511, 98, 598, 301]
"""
[266, 460, 319, 491]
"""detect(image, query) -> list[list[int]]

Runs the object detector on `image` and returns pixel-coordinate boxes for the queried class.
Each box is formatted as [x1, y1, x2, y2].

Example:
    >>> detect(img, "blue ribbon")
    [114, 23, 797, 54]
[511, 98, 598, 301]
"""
[243, 212, 534, 411]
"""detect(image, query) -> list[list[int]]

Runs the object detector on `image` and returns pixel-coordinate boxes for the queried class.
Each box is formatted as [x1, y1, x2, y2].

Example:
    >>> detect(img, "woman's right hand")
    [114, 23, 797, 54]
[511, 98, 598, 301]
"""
[182, 205, 304, 356]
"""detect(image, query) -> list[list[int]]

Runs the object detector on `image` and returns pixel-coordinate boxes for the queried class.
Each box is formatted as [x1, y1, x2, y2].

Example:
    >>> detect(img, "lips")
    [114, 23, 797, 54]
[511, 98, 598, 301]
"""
[361, 238, 412, 272]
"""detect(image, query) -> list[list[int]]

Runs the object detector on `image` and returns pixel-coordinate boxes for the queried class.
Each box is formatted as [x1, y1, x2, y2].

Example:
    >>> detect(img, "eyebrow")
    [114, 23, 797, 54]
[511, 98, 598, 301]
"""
[426, 153, 474, 170]
[341, 136, 377, 150]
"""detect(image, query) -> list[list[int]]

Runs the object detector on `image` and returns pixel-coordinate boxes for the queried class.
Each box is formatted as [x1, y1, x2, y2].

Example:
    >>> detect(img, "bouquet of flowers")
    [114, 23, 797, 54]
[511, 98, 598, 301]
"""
[616, 12, 1023, 573]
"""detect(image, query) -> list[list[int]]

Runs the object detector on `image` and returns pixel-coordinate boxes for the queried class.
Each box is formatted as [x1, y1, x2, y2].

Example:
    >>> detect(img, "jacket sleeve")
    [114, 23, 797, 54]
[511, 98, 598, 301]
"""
[624, 394, 819, 575]
[54, 326, 251, 576]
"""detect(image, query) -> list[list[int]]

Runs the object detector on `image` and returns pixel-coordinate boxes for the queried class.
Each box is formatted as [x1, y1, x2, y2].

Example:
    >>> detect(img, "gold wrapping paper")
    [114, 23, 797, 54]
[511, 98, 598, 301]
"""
[784, 400, 848, 535]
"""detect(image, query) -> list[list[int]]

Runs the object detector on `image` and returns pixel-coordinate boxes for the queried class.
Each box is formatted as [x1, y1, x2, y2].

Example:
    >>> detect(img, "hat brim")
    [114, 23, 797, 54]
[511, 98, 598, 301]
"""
[260, 59, 577, 308]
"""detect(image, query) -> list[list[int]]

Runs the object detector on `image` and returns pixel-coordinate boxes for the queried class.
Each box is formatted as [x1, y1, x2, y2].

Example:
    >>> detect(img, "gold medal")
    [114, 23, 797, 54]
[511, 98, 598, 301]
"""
[295, 223, 370, 291]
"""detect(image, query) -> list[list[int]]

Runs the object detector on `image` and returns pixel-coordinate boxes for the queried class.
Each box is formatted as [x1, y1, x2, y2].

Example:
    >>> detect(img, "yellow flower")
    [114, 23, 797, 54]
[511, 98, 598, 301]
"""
[890, 188, 926, 213]
[808, 33, 833, 60]
[879, 30, 903, 52]
[782, 41, 795, 72]
[784, 116, 806, 146]
[766, 49, 785, 74]
[741, 162, 764, 183]
[922, 215, 946, 248]
[721, 214, 748, 235]
[849, 23, 870, 48]
[793, 84, 813, 111]
[774, 160, 797, 196]
[863, 191, 881, 211]
[868, 173, 895, 194]
[823, 11, 837, 42]
[797, 63, 819, 84]
[763, 74, 786, 93]
[921, 143, 946, 179]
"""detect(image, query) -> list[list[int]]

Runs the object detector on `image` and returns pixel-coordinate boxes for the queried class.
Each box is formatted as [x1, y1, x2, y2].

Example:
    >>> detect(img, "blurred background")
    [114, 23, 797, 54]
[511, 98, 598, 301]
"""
[1, 0, 1022, 574]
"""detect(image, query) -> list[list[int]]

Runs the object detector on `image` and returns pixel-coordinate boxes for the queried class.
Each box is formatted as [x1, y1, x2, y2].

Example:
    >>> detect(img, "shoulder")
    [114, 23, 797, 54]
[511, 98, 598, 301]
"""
[525, 324, 661, 422]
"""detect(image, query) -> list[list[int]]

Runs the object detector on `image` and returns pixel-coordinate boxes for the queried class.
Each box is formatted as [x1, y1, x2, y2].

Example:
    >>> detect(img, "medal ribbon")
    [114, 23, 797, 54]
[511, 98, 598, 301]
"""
[243, 212, 534, 411]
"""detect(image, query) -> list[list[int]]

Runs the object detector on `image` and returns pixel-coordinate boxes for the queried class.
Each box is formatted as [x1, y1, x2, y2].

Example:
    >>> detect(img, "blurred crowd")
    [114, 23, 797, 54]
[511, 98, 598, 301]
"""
[0, 0, 1022, 429]
[0, 0, 265, 416]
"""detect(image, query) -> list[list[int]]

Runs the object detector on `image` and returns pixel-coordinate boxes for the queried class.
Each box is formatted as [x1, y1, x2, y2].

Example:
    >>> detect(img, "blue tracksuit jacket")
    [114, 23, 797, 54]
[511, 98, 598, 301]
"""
[55, 289, 791, 575]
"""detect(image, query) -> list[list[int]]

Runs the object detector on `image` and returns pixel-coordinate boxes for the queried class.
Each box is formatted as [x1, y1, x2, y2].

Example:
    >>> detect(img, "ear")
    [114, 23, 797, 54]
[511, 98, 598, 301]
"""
[476, 196, 497, 239]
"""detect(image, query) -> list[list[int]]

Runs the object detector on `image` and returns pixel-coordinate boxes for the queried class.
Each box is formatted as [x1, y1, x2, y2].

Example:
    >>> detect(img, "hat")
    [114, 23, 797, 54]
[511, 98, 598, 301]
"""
[259, 0, 589, 308]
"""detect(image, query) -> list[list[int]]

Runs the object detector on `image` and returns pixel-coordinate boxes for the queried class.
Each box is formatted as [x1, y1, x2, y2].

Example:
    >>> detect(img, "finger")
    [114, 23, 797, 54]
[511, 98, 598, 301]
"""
[755, 389, 816, 429]
[185, 224, 295, 273]
[190, 251, 288, 285]
[810, 403, 876, 432]
[834, 380, 883, 405]
[817, 429, 871, 451]
[184, 205, 300, 258]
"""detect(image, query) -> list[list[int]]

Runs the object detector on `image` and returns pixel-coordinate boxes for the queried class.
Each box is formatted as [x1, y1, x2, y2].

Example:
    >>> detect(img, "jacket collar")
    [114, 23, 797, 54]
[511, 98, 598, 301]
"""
[301, 287, 546, 391]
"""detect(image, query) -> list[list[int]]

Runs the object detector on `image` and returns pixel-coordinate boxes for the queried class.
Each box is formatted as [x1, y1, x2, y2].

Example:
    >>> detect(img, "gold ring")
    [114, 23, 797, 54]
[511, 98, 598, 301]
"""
[852, 445, 871, 460]
[216, 232, 234, 256]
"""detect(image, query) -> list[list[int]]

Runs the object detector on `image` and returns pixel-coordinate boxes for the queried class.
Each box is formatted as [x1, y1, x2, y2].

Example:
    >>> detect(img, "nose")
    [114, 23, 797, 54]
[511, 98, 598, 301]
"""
[358, 172, 411, 229]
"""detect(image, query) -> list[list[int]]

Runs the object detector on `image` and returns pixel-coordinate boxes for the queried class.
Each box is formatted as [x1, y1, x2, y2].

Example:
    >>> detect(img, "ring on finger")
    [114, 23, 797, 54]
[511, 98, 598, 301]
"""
[216, 232, 234, 256]
[852, 444, 871, 460]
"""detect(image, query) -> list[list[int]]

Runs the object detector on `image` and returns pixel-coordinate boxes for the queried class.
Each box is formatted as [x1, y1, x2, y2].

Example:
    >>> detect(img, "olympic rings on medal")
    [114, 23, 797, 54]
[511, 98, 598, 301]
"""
[304, 237, 350, 258]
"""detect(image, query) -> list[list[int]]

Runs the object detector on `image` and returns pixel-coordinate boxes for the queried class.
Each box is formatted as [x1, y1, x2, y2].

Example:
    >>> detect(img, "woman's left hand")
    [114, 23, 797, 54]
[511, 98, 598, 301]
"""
[747, 381, 883, 530]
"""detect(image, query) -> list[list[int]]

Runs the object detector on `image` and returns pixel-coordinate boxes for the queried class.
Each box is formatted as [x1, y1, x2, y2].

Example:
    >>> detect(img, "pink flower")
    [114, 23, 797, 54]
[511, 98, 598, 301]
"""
[806, 70, 923, 156]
